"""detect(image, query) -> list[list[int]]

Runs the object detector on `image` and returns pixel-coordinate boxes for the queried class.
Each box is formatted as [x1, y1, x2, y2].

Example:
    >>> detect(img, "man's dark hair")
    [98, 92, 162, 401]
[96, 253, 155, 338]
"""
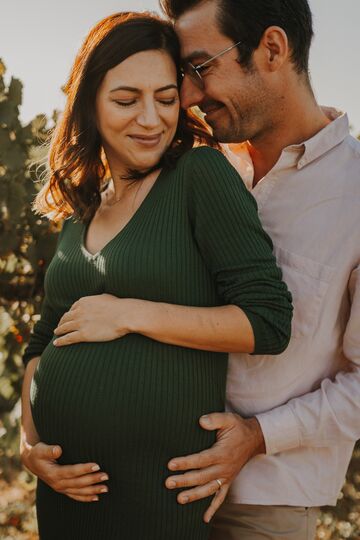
[160, 0, 314, 74]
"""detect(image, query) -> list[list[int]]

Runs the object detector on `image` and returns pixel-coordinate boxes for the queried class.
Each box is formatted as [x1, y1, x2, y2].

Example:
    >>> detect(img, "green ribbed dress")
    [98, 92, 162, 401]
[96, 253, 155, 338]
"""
[24, 147, 292, 540]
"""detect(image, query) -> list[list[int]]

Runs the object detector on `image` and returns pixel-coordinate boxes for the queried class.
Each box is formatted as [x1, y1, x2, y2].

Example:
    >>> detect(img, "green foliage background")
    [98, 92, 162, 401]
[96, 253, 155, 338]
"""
[0, 59, 61, 473]
[0, 61, 359, 539]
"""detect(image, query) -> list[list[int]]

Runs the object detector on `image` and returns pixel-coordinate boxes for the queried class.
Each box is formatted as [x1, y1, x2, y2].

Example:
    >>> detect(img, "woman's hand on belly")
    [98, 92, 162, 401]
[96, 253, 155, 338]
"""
[53, 294, 138, 346]
[53, 293, 255, 354]
[22, 442, 109, 502]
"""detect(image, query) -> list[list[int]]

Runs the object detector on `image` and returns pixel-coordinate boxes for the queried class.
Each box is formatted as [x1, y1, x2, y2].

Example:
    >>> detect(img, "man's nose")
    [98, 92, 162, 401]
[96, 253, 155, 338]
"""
[180, 76, 205, 110]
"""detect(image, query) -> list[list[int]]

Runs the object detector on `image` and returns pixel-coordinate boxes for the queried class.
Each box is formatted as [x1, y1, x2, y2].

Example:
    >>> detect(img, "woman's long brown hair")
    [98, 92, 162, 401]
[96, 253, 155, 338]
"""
[33, 12, 218, 224]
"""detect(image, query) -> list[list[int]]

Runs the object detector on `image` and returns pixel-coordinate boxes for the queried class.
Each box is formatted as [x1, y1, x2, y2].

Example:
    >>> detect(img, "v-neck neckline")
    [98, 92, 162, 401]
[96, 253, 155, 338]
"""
[81, 167, 167, 260]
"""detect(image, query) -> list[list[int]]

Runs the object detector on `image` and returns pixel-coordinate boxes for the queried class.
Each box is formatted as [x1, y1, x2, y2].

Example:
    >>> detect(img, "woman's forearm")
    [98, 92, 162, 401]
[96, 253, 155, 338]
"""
[127, 300, 255, 353]
[53, 295, 256, 353]
[21, 356, 41, 452]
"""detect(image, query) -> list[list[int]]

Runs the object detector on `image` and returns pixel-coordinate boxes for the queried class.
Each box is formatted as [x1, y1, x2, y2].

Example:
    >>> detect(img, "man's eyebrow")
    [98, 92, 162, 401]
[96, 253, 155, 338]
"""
[183, 50, 212, 63]
[110, 84, 178, 93]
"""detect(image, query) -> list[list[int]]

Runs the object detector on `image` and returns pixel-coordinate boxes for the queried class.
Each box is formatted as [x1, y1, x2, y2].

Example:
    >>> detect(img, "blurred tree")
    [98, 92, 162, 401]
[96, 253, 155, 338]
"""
[0, 58, 60, 476]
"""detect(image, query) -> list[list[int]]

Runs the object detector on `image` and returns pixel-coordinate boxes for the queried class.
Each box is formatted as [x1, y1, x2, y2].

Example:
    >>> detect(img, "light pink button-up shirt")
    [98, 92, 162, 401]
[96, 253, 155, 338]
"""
[224, 112, 360, 506]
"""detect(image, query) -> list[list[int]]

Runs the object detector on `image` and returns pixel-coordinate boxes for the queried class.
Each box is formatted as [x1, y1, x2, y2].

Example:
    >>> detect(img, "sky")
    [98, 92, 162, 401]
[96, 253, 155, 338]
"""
[1, 0, 360, 134]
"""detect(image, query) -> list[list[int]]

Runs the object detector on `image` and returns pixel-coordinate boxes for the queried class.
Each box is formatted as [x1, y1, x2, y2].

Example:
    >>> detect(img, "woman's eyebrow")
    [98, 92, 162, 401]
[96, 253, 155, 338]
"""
[110, 84, 178, 93]
[155, 84, 178, 92]
[110, 86, 139, 93]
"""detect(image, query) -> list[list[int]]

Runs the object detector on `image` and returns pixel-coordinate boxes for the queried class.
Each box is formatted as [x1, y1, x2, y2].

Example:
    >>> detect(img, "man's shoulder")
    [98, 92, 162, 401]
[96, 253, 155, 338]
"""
[344, 133, 360, 157]
[339, 134, 360, 192]
[318, 128, 360, 194]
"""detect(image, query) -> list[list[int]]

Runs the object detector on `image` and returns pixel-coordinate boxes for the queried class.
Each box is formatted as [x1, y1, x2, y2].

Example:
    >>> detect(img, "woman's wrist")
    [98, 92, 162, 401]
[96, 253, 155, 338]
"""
[20, 425, 40, 464]
[117, 298, 154, 335]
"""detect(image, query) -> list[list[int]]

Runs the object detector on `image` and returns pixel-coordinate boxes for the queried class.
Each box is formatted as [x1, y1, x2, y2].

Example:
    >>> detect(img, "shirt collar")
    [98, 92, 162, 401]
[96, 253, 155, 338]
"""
[288, 110, 350, 170]
[223, 108, 350, 184]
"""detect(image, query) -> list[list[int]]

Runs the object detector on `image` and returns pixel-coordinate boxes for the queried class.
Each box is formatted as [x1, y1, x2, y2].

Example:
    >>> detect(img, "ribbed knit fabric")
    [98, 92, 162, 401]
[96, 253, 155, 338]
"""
[25, 147, 292, 540]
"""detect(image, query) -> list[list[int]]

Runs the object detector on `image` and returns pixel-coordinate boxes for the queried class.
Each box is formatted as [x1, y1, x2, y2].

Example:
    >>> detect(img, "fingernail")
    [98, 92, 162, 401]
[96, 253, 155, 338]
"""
[53, 339, 58, 345]
[167, 480, 176, 488]
[201, 415, 211, 425]
[92, 496, 99, 501]
[180, 496, 189, 504]
[92, 465, 100, 472]
[168, 461, 177, 470]
[100, 475, 108, 481]
[100, 487, 108, 493]
[52, 446, 59, 455]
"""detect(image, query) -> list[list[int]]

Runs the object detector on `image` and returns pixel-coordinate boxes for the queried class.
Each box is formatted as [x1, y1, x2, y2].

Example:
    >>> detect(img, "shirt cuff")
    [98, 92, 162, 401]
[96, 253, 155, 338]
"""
[256, 404, 301, 455]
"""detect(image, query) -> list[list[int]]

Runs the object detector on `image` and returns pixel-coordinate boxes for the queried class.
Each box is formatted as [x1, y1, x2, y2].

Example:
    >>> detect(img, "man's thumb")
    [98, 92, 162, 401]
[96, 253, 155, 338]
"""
[199, 413, 219, 431]
[199, 412, 236, 431]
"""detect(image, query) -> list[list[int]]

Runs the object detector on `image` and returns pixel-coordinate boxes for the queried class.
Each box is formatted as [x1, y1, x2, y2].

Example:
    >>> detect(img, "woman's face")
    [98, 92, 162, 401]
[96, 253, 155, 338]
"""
[96, 49, 180, 174]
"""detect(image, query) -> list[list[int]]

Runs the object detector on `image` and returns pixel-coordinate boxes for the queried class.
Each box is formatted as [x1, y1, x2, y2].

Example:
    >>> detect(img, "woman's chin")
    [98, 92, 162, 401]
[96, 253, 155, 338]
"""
[128, 154, 163, 172]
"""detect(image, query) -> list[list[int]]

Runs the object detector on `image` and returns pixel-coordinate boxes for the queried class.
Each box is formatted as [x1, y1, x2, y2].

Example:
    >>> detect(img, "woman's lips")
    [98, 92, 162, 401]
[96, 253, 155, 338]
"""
[129, 134, 162, 147]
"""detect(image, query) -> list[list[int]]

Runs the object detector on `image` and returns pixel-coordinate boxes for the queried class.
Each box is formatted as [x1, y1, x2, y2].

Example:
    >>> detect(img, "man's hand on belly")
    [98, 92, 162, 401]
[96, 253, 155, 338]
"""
[21, 442, 109, 502]
[165, 413, 265, 523]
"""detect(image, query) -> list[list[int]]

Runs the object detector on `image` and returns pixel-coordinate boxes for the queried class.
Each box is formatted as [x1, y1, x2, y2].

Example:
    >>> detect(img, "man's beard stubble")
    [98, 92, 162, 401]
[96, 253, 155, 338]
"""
[205, 73, 275, 144]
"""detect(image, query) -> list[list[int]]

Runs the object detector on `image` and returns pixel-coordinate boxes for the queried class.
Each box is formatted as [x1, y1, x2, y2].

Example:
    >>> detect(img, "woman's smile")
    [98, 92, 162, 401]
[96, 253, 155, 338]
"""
[128, 132, 163, 147]
[96, 49, 180, 175]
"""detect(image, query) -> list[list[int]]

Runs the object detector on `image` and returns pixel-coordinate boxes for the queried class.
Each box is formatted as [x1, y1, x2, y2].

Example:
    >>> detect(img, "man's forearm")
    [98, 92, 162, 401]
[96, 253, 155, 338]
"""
[257, 364, 360, 455]
[127, 300, 255, 354]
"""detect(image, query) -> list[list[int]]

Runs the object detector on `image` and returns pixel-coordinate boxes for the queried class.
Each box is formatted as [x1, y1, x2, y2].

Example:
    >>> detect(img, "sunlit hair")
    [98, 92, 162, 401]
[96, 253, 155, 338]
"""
[33, 12, 217, 223]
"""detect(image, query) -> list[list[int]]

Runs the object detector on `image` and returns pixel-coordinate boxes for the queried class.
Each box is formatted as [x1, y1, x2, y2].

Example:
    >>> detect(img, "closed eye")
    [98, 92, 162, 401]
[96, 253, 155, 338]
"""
[158, 98, 177, 106]
[196, 64, 211, 75]
[113, 97, 178, 108]
[114, 100, 136, 107]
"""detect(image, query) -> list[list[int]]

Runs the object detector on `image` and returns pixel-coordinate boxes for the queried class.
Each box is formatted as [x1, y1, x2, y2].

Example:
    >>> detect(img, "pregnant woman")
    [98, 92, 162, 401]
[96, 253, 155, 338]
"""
[21, 12, 292, 540]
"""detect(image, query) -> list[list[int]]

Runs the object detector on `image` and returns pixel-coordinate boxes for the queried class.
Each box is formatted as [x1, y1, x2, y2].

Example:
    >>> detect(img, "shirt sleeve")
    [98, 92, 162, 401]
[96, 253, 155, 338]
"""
[22, 219, 67, 367]
[186, 147, 293, 355]
[257, 264, 360, 453]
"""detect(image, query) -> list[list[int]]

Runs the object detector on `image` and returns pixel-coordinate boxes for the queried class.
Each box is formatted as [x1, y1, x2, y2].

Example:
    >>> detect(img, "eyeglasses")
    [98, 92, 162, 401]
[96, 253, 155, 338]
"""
[181, 41, 242, 90]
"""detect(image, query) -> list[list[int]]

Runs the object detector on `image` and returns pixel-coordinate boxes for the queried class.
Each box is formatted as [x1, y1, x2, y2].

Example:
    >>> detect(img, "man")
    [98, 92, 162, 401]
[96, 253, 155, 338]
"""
[156, 0, 360, 538]
[21, 1, 360, 539]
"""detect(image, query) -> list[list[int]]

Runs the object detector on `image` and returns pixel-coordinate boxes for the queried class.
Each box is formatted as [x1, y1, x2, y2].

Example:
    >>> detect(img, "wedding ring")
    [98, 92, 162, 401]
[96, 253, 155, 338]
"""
[215, 479, 222, 489]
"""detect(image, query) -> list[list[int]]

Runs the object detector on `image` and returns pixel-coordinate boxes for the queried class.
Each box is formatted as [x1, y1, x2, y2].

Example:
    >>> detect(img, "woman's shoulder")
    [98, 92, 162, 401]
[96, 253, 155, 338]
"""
[177, 145, 246, 192]
[55, 214, 80, 240]
[175, 145, 237, 184]
[180, 145, 228, 167]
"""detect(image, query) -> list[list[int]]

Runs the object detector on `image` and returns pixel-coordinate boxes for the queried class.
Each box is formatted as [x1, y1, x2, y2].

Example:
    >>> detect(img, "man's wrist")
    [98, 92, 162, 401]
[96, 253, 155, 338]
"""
[246, 416, 266, 457]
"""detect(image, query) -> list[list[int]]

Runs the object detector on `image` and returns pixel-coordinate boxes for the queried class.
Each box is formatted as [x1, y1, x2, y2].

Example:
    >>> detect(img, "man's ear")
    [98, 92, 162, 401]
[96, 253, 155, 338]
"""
[259, 26, 289, 72]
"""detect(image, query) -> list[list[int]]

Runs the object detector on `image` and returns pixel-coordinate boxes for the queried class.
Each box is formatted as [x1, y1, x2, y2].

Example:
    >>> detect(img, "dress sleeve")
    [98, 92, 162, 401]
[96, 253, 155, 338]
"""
[186, 147, 293, 355]
[22, 219, 68, 366]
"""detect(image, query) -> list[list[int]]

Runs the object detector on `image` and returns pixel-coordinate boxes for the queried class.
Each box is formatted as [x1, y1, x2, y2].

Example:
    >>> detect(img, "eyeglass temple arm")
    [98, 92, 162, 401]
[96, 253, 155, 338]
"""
[194, 40, 242, 70]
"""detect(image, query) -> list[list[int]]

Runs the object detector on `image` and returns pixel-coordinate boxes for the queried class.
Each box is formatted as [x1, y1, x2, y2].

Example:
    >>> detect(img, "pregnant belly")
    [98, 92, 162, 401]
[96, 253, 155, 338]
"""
[30, 335, 226, 469]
